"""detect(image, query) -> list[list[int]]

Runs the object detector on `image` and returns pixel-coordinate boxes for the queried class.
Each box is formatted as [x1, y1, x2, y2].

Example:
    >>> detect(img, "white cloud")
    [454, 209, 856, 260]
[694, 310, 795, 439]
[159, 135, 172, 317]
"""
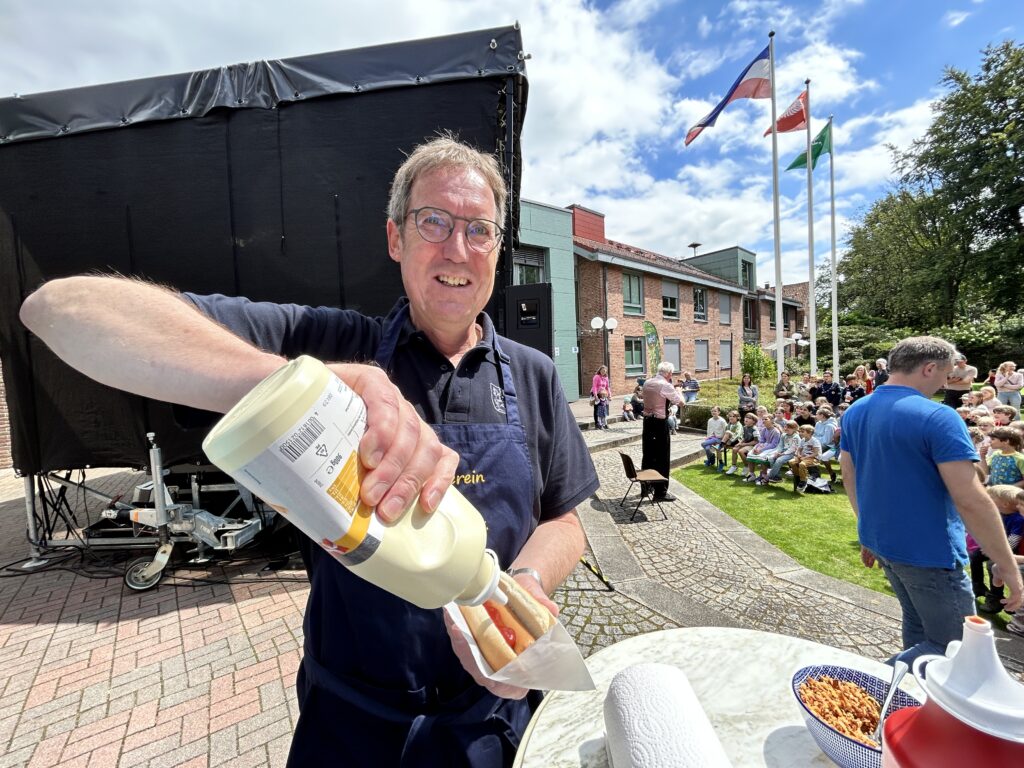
[943, 10, 971, 27]
[698, 15, 713, 38]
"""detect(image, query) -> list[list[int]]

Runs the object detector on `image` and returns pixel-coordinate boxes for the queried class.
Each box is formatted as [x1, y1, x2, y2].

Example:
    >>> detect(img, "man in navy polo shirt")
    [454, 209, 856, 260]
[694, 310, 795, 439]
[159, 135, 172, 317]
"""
[839, 336, 1022, 665]
[21, 137, 599, 768]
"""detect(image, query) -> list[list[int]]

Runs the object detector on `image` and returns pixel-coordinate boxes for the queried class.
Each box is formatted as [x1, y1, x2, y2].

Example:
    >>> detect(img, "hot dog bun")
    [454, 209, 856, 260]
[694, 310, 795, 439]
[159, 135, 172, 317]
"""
[458, 604, 516, 672]
[499, 571, 556, 639]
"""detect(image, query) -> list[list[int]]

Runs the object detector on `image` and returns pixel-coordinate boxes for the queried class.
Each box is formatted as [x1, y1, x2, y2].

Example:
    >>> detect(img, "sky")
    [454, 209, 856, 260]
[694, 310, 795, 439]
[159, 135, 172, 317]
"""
[1, 0, 1020, 287]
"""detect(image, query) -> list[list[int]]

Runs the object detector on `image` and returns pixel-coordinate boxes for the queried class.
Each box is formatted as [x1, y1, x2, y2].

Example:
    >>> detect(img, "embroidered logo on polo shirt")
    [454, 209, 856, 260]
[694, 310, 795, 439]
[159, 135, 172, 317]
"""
[490, 383, 506, 414]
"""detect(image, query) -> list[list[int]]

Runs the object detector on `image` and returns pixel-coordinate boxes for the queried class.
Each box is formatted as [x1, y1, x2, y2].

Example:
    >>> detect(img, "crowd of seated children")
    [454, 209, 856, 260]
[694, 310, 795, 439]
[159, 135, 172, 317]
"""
[981, 427, 1024, 488]
[775, 399, 794, 422]
[744, 414, 782, 484]
[715, 411, 743, 470]
[789, 424, 823, 492]
[724, 413, 758, 474]
[969, 485, 1024, 622]
[702, 406, 727, 466]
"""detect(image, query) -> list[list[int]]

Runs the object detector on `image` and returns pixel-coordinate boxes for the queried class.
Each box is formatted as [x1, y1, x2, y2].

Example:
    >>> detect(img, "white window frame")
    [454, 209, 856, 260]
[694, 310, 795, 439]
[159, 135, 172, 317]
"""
[623, 272, 643, 316]
[693, 287, 707, 322]
[695, 339, 709, 372]
[662, 280, 679, 320]
[625, 336, 646, 377]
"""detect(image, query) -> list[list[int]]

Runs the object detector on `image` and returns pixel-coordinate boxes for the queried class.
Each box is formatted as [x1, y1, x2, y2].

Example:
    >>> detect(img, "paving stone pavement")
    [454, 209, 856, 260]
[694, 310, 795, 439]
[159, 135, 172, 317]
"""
[0, 414, 1020, 766]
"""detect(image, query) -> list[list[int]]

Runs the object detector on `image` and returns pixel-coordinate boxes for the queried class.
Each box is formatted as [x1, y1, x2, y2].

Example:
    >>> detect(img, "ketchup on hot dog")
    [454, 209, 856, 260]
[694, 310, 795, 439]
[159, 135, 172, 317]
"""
[485, 602, 516, 649]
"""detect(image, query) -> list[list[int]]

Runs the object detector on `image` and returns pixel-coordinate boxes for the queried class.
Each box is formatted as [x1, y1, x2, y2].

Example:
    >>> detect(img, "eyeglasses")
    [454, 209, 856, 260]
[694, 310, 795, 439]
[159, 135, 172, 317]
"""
[406, 206, 503, 253]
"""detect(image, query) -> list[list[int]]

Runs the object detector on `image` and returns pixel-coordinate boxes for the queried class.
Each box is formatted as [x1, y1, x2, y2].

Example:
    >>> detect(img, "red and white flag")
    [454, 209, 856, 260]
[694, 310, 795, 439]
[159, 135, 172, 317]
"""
[764, 90, 807, 136]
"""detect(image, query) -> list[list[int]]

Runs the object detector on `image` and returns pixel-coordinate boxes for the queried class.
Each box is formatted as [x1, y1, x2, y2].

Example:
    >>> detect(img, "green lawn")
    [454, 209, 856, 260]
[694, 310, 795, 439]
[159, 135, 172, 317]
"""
[674, 461, 894, 595]
[675, 460, 1016, 628]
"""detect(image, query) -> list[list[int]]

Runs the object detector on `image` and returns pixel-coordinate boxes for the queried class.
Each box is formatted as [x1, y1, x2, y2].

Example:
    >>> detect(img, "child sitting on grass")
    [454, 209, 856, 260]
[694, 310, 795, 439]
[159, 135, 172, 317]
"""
[766, 420, 801, 484]
[745, 415, 782, 484]
[789, 424, 822, 492]
[716, 410, 742, 471]
[621, 396, 636, 421]
[726, 413, 758, 475]
[992, 404, 1019, 426]
[982, 427, 1024, 488]
[972, 485, 1024, 614]
[702, 406, 727, 466]
[813, 407, 840, 482]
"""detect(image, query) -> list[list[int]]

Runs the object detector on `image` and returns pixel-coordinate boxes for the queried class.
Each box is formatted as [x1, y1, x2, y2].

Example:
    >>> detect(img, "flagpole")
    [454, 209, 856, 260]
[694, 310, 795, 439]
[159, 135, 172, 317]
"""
[768, 31, 785, 379]
[828, 114, 839, 373]
[804, 79, 817, 376]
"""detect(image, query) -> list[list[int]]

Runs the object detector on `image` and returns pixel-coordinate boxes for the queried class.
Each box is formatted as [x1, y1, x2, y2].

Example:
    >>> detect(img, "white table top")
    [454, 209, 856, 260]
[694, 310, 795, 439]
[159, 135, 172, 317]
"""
[513, 626, 922, 768]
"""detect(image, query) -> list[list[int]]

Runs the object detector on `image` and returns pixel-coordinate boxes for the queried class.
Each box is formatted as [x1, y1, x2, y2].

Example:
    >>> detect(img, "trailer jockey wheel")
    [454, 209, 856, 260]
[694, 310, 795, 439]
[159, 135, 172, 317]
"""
[124, 556, 163, 591]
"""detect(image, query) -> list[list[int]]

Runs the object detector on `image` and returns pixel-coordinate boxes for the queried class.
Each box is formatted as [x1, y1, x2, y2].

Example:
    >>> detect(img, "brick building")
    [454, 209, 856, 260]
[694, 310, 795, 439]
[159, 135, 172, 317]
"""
[572, 206, 749, 398]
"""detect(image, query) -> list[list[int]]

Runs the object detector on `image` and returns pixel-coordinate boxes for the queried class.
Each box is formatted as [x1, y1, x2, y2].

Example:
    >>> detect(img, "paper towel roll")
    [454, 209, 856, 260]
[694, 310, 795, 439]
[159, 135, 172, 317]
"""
[604, 663, 732, 768]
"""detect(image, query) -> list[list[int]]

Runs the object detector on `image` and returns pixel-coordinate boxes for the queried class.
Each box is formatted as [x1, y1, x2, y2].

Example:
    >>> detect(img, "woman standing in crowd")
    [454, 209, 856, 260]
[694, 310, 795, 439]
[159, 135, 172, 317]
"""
[852, 364, 870, 393]
[995, 361, 1023, 412]
[738, 373, 759, 416]
[591, 365, 610, 429]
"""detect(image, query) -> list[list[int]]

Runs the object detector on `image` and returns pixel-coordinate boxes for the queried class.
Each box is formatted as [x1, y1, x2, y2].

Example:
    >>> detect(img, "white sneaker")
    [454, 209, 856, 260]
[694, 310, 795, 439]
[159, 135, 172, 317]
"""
[725, 466, 737, 475]
[743, 474, 756, 483]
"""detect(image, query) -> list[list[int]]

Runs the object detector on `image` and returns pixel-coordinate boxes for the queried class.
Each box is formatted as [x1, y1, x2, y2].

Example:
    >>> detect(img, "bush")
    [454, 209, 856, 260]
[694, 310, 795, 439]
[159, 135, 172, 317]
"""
[740, 343, 777, 382]
[679, 404, 714, 430]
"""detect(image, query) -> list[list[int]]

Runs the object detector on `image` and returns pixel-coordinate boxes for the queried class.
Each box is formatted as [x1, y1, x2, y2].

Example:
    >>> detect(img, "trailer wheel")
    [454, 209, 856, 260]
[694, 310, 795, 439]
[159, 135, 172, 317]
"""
[124, 556, 163, 591]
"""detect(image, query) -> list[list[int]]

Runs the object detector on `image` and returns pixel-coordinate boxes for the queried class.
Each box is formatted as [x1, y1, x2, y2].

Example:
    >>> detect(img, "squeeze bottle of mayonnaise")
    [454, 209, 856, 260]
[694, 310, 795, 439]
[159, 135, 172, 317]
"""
[201, 355, 505, 609]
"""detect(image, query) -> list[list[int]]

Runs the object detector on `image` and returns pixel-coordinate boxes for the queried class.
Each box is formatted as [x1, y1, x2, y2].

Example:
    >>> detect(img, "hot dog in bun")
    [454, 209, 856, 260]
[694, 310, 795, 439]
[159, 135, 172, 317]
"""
[457, 572, 556, 672]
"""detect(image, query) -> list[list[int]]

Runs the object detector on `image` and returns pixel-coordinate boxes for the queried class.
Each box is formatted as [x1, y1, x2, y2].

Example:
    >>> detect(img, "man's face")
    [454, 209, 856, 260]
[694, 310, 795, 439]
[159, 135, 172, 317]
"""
[823, 373, 832, 383]
[387, 166, 498, 337]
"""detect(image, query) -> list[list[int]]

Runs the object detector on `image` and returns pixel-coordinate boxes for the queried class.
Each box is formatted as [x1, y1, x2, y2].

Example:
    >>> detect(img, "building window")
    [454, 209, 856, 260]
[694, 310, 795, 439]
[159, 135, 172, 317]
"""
[769, 310, 776, 330]
[662, 280, 679, 319]
[623, 272, 643, 315]
[719, 293, 731, 325]
[695, 340, 709, 372]
[743, 299, 756, 331]
[625, 337, 645, 377]
[693, 287, 707, 321]
[512, 246, 545, 285]
[719, 340, 732, 370]
[741, 261, 753, 290]
[663, 339, 680, 372]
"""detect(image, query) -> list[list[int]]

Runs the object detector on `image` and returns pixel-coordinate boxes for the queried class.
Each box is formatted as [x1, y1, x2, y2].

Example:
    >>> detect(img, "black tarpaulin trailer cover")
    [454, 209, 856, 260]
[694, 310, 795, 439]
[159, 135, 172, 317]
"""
[0, 26, 528, 474]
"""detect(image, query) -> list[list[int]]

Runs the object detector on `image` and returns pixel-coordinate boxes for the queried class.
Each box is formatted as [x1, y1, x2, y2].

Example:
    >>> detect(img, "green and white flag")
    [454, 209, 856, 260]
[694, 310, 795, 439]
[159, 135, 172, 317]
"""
[786, 122, 832, 171]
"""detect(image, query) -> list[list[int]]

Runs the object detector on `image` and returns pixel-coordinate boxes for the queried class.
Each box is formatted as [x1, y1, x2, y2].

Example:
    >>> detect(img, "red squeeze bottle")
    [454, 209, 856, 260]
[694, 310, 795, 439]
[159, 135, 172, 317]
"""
[882, 616, 1024, 767]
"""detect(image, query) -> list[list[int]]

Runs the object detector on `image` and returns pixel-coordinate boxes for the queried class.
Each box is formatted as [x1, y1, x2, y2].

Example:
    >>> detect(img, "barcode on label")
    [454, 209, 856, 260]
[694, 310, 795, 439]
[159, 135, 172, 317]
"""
[279, 416, 326, 462]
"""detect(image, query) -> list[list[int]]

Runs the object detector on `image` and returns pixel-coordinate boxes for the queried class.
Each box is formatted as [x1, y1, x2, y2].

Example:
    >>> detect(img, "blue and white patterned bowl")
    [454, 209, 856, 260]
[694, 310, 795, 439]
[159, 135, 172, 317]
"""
[792, 664, 922, 768]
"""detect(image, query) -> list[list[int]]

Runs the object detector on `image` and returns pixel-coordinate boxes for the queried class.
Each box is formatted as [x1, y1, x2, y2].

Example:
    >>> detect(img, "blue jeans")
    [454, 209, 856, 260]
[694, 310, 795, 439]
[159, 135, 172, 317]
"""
[877, 557, 975, 666]
[997, 390, 1022, 411]
[701, 436, 721, 461]
[767, 452, 796, 480]
[683, 390, 698, 403]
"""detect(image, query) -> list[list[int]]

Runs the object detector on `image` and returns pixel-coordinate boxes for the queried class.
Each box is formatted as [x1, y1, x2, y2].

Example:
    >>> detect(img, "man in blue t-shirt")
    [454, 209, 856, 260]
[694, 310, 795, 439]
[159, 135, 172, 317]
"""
[840, 336, 1023, 665]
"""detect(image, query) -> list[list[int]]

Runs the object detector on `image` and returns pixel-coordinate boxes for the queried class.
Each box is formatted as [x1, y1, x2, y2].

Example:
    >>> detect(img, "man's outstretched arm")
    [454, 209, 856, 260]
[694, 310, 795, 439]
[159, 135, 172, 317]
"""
[20, 275, 458, 520]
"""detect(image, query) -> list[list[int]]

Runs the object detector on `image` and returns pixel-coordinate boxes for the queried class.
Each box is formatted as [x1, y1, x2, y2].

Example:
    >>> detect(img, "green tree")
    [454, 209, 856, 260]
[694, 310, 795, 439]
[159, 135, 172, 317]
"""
[740, 343, 776, 382]
[894, 41, 1024, 316]
[836, 41, 1024, 327]
[839, 189, 970, 327]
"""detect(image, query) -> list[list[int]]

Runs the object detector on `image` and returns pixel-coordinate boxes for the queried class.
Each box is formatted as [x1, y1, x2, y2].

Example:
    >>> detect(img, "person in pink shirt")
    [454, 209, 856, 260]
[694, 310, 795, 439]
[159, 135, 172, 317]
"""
[590, 365, 610, 429]
[640, 361, 684, 501]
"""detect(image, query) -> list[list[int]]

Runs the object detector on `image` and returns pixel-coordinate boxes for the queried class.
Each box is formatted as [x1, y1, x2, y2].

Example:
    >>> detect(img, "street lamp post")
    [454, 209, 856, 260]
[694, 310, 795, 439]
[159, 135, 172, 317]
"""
[590, 316, 619, 377]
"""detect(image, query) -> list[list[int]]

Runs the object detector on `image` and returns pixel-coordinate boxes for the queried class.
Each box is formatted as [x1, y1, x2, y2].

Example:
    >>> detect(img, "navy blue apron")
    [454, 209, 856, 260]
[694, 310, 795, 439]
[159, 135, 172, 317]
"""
[286, 303, 540, 768]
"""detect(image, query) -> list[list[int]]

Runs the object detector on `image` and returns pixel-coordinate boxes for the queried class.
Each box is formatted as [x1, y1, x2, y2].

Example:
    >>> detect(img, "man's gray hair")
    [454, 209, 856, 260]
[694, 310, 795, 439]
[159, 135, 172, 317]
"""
[875, 358, 887, 367]
[387, 133, 507, 229]
[887, 336, 958, 375]
[657, 361, 675, 376]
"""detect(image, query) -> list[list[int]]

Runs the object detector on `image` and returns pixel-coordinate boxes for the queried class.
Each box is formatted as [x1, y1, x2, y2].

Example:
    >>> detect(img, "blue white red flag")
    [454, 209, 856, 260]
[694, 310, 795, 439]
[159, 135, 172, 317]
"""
[684, 45, 771, 147]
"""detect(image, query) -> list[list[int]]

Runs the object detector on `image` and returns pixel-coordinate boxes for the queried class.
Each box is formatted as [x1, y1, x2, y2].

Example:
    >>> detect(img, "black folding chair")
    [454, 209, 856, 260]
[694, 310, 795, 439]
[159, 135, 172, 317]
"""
[618, 452, 668, 521]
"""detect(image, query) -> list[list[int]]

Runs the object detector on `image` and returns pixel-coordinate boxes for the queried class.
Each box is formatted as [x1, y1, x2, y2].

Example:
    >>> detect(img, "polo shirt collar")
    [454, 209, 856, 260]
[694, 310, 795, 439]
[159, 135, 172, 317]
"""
[387, 297, 500, 364]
